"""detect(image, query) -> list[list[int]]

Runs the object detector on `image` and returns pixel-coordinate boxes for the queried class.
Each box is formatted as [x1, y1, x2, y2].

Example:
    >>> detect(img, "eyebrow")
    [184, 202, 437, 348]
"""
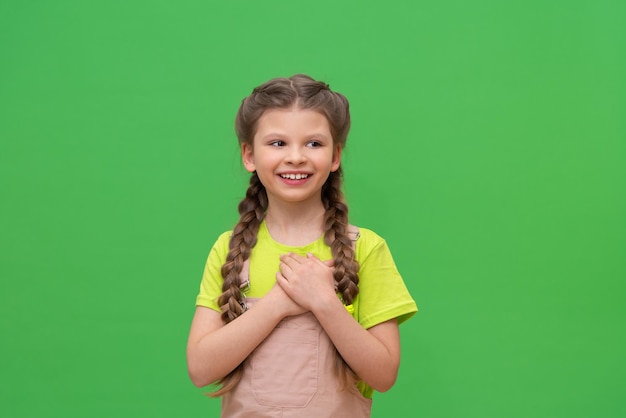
[259, 132, 331, 140]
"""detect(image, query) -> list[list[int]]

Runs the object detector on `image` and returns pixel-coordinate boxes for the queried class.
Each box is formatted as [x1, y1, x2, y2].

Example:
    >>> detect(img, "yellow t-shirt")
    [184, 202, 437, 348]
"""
[197, 221, 417, 328]
[195, 221, 418, 397]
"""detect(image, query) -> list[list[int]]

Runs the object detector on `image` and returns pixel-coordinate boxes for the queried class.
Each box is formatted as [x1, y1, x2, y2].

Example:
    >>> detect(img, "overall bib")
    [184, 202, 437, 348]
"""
[221, 298, 372, 418]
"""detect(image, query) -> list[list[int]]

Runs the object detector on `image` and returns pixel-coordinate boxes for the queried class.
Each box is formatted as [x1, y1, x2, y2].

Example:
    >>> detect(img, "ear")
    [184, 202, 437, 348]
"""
[241, 143, 255, 172]
[331, 144, 342, 172]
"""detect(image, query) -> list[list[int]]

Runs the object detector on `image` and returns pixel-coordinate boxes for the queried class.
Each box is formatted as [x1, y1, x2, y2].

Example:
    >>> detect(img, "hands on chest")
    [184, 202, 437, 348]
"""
[274, 252, 337, 315]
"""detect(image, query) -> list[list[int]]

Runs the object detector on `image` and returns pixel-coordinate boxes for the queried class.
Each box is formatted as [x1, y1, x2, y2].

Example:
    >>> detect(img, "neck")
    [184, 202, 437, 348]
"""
[264, 198, 326, 246]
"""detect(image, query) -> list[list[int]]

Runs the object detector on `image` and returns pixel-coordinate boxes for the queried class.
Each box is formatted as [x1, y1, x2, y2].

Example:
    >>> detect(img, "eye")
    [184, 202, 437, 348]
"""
[307, 140, 323, 148]
[269, 140, 285, 147]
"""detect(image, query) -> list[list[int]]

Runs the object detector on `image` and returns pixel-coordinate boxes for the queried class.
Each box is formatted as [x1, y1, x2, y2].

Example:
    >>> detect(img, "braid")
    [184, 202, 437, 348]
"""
[218, 172, 267, 323]
[208, 173, 267, 397]
[321, 168, 361, 387]
[322, 168, 360, 304]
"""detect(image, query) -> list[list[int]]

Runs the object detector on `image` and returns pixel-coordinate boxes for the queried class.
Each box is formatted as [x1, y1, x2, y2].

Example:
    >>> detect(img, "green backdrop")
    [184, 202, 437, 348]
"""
[1, 1, 624, 417]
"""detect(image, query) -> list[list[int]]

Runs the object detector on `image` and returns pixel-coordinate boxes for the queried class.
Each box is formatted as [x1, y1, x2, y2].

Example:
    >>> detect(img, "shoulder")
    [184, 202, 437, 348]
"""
[207, 230, 233, 259]
[350, 225, 386, 247]
[350, 225, 389, 259]
[216, 230, 233, 244]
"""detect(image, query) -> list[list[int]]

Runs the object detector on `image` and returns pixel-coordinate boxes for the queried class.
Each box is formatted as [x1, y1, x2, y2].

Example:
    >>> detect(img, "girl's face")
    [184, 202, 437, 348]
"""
[242, 107, 342, 206]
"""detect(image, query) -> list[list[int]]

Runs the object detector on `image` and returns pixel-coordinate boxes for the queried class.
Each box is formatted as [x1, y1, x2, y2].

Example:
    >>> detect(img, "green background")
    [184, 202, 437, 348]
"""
[1, 1, 624, 417]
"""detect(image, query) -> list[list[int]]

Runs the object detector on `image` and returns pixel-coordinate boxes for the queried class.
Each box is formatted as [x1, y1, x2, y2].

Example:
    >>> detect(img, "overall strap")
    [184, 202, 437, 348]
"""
[346, 224, 360, 243]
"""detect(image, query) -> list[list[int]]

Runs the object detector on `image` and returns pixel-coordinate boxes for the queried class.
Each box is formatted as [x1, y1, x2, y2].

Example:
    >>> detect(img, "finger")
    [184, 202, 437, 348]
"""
[289, 252, 309, 261]
[276, 271, 288, 286]
[281, 253, 305, 268]
[307, 252, 333, 268]
[278, 259, 293, 275]
[278, 260, 289, 273]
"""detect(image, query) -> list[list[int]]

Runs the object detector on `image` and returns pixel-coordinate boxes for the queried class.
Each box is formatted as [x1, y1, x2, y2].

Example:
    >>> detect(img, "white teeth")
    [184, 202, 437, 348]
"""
[281, 173, 308, 180]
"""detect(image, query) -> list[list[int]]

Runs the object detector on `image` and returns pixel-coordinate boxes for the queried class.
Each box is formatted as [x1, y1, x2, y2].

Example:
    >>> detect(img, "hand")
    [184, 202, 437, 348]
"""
[275, 252, 337, 312]
[264, 281, 308, 318]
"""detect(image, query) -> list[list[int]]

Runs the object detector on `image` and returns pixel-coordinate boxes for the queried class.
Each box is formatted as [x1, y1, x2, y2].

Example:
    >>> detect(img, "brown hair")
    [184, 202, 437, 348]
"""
[210, 74, 359, 396]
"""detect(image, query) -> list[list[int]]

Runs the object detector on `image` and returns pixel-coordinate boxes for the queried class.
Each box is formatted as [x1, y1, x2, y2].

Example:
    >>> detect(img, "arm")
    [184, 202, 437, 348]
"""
[186, 285, 306, 387]
[314, 297, 400, 392]
[277, 253, 401, 392]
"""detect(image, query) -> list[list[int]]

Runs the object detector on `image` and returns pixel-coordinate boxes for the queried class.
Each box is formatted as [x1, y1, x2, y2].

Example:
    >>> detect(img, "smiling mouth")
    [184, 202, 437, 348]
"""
[280, 173, 310, 180]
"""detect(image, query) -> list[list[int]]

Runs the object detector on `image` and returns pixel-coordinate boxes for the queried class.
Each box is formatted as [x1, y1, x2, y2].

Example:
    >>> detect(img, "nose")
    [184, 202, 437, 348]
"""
[286, 145, 306, 165]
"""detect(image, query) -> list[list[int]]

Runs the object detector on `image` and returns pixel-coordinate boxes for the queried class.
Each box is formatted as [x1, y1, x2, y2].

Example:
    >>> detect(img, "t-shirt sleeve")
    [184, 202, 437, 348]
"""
[195, 231, 231, 312]
[355, 231, 418, 329]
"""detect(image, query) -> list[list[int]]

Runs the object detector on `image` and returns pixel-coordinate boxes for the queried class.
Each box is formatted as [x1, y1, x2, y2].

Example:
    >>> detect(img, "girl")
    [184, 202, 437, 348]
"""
[187, 74, 417, 417]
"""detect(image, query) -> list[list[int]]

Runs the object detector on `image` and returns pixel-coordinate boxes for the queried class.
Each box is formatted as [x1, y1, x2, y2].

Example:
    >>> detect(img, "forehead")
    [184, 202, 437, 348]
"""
[255, 107, 331, 136]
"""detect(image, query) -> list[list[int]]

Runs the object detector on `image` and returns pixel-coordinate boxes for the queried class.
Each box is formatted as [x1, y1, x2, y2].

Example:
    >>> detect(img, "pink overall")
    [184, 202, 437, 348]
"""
[221, 297, 373, 418]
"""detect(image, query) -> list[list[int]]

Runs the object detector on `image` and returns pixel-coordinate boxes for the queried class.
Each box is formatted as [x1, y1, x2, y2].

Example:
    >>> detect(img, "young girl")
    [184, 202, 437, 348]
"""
[187, 74, 417, 417]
